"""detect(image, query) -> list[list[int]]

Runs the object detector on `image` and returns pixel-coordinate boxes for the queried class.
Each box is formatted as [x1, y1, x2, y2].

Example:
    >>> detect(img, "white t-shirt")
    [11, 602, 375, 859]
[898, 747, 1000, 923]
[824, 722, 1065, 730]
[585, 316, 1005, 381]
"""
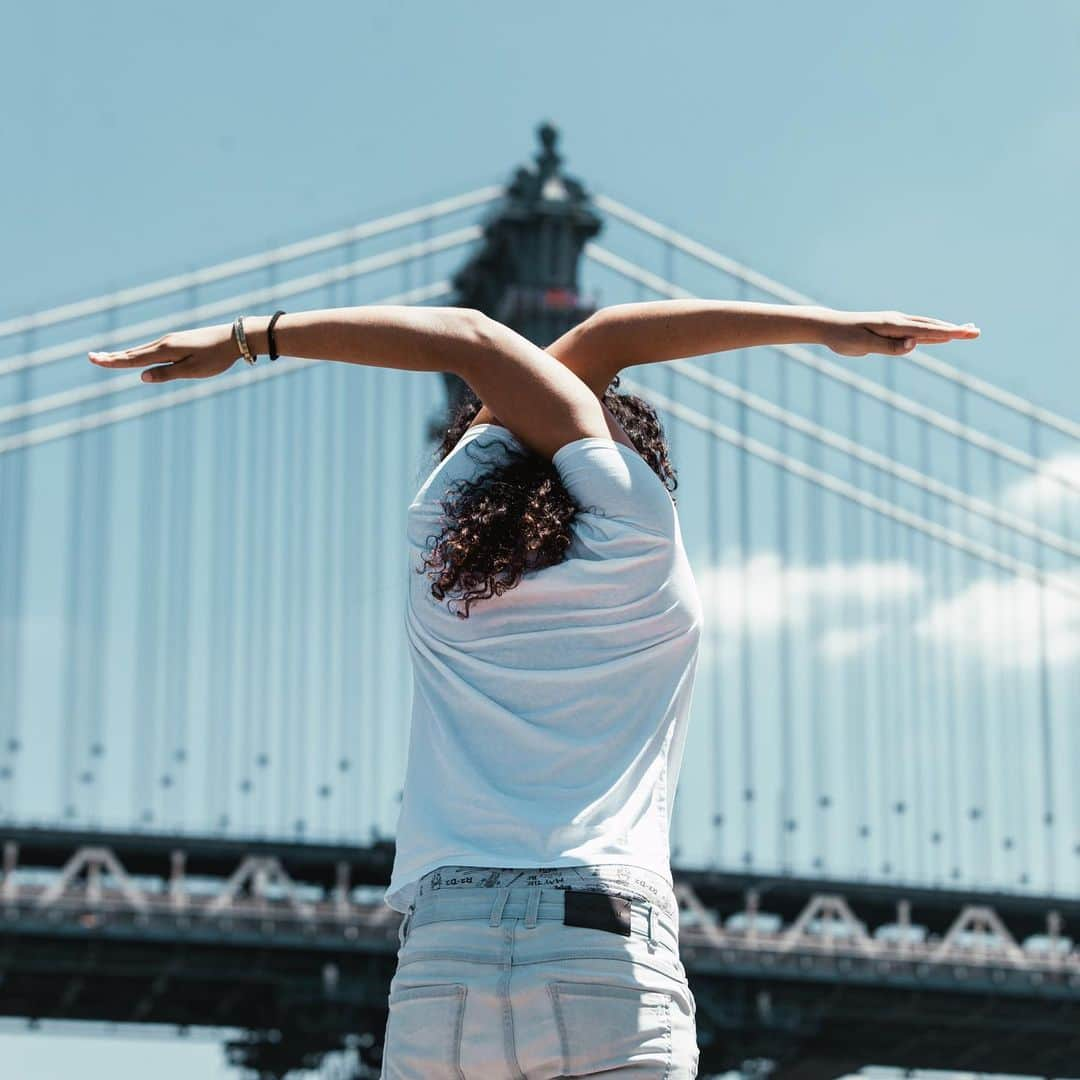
[385, 424, 704, 914]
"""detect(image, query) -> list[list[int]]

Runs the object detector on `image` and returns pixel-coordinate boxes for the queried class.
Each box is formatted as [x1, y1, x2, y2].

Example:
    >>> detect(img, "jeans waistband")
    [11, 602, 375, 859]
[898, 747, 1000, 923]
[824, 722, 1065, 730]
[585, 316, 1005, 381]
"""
[413, 863, 678, 921]
[398, 884, 681, 960]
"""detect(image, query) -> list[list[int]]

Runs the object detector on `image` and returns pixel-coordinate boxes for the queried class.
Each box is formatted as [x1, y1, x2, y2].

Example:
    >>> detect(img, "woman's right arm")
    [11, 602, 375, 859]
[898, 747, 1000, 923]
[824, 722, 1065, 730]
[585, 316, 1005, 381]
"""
[88, 305, 616, 461]
[89, 305, 488, 382]
[242, 306, 486, 376]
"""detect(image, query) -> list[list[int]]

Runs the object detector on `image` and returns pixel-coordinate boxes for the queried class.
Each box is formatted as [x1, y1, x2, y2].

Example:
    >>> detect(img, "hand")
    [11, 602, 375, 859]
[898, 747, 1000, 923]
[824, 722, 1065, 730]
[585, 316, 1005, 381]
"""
[88, 322, 241, 383]
[821, 309, 980, 358]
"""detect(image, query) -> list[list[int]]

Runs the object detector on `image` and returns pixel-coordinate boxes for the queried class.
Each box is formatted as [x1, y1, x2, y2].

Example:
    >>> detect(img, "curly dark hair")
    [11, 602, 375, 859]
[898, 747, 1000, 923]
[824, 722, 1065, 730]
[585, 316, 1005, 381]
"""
[416, 376, 679, 619]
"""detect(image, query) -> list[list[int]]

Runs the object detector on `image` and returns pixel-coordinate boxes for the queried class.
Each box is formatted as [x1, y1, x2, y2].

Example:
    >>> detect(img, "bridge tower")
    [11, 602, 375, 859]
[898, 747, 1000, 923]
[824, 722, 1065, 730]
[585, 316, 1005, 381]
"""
[433, 120, 602, 436]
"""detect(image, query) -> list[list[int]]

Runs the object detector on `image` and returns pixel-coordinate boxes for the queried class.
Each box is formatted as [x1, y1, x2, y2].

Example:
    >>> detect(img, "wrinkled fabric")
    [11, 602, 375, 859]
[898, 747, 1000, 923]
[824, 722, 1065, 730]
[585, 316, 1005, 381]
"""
[386, 425, 703, 917]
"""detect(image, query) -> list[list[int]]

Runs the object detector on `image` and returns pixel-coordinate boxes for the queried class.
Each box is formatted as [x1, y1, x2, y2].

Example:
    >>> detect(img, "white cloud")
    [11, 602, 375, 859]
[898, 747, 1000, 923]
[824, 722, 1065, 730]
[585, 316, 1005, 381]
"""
[696, 551, 1080, 670]
[1000, 451, 1080, 516]
[913, 569, 1080, 668]
[818, 623, 888, 660]
[697, 551, 925, 635]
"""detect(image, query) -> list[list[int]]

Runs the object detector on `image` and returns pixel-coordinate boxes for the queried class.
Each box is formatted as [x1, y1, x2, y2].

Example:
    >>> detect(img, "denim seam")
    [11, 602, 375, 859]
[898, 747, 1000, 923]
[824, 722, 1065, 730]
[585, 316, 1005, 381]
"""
[452, 985, 467, 1080]
[663, 995, 673, 1080]
[397, 948, 683, 982]
[548, 982, 571, 1073]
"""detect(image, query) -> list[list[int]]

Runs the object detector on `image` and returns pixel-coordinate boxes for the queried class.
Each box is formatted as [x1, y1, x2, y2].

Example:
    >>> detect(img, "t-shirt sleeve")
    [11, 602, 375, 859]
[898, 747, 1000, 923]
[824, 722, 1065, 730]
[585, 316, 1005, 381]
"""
[551, 436, 675, 537]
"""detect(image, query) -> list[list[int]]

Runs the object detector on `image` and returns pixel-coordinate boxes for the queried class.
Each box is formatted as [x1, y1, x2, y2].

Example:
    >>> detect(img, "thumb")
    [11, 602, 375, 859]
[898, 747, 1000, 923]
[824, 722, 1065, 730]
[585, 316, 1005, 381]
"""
[142, 364, 180, 383]
[862, 324, 917, 355]
[876, 334, 916, 355]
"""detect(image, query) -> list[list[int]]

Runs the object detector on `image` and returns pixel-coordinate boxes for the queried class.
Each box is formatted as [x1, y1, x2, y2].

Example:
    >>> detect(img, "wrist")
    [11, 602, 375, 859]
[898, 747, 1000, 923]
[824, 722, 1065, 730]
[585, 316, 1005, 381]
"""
[788, 304, 835, 346]
[240, 315, 272, 360]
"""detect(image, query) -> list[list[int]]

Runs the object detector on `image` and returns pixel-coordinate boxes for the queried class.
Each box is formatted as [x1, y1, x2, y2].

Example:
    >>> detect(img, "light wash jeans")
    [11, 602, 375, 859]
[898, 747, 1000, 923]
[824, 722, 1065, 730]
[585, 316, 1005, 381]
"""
[381, 871, 699, 1078]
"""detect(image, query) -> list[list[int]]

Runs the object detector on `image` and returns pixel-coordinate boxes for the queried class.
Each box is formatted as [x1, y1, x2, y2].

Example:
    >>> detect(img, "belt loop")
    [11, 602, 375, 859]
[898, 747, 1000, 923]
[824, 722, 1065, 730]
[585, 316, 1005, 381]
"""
[646, 902, 656, 950]
[524, 885, 541, 928]
[398, 903, 413, 948]
[489, 886, 511, 927]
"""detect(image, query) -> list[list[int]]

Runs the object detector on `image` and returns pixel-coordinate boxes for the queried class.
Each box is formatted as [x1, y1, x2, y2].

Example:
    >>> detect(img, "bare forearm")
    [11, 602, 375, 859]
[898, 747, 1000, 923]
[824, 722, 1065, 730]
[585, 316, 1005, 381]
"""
[585, 299, 831, 368]
[243, 304, 483, 375]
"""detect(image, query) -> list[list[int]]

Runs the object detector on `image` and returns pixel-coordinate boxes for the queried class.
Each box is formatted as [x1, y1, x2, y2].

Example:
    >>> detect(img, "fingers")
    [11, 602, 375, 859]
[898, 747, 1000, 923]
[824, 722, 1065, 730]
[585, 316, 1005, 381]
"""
[141, 359, 197, 383]
[88, 337, 180, 368]
[910, 328, 977, 343]
[895, 312, 980, 337]
[866, 319, 979, 343]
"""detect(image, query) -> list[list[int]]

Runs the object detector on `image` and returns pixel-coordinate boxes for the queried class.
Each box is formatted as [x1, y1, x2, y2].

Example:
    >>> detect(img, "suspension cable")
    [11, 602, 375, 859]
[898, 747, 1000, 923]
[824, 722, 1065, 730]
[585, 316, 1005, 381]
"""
[0, 186, 499, 340]
[0, 277, 455, 422]
[586, 245, 1080, 497]
[0, 230, 477, 379]
[0, 282, 452, 455]
[619, 377, 1080, 603]
[669, 359, 1080, 559]
[594, 192, 1080, 441]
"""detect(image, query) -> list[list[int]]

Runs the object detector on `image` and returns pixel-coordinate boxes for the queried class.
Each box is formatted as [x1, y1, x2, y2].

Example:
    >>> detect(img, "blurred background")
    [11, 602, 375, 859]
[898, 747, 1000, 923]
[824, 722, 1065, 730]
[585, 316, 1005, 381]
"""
[1, 1, 1077, 1076]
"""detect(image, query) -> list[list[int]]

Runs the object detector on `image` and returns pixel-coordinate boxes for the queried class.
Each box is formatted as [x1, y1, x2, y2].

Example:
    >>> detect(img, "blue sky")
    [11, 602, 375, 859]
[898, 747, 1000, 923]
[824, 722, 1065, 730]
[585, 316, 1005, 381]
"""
[1, 1, 1078, 1075]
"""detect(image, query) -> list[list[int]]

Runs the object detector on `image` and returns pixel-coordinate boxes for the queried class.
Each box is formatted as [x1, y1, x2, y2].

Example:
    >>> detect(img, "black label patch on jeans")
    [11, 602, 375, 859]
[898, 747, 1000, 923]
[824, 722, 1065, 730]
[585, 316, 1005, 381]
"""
[563, 890, 632, 937]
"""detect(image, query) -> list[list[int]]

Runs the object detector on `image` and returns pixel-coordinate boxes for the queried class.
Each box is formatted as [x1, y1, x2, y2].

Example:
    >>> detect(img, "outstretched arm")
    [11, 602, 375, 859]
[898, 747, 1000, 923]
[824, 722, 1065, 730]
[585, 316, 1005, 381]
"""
[88, 305, 613, 461]
[559, 299, 979, 377]
[87, 302, 979, 463]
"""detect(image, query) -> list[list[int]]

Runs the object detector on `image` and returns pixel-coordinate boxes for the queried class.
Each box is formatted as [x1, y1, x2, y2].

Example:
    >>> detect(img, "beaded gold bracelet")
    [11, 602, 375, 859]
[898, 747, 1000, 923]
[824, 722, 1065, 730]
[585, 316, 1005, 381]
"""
[233, 315, 255, 366]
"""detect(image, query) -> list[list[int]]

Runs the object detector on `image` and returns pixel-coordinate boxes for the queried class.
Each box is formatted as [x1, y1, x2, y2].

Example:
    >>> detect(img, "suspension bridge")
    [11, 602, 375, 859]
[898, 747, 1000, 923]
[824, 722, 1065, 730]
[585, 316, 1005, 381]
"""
[0, 123, 1077, 1077]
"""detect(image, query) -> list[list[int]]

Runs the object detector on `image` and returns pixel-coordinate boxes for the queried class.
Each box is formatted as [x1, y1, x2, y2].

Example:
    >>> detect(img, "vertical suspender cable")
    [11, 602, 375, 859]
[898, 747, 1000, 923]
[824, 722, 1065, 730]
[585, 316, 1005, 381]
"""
[369, 365, 385, 840]
[1007, 485, 1031, 887]
[883, 361, 906, 879]
[85, 303, 116, 826]
[988, 451, 1012, 883]
[295, 362, 314, 835]
[336, 358, 352, 841]
[342, 342, 364, 839]
[279, 367, 298, 834]
[941, 391, 966, 885]
[255, 378, 278, 835]
[319, 350, 338, 837]
[238, 380, 259, 832]
[956, 384, 988, 884]
[736, 288, 754, 868]
[1069, 494, 1080, 893]
[918, 420, 943, 885]
[870, 394, 891, 878]
[207, 391, 238, 829]
[134, 410, 164, 826]
[849, 383, 871, 878]
[164, 386, 195, 829]
[1029, 420, 1056, 894]
[0, 330, 33, 819]
[777, 351, 793, 874]
[61, 400, 87, 821]
[807, 370, 827, 873]
[907, 425, 933, 889]
[708, 350, 724, 869]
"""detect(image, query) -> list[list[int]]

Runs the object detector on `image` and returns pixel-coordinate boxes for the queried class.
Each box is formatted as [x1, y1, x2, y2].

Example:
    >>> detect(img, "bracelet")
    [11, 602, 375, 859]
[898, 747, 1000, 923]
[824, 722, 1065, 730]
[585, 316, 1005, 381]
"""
[233, 316, 255, 366]
[267, 309, 287, 362]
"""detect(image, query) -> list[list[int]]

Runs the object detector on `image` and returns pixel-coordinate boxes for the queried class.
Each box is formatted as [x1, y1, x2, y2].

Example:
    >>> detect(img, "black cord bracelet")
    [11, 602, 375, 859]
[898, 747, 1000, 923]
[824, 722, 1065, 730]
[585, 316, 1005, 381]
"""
[267, 309, 287, 362]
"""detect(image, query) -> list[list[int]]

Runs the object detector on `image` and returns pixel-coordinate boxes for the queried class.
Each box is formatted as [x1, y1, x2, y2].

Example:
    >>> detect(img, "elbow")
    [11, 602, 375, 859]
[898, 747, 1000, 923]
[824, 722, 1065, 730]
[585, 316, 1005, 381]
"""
[437, 306, 500, 377]
[449, 306, 491, 332]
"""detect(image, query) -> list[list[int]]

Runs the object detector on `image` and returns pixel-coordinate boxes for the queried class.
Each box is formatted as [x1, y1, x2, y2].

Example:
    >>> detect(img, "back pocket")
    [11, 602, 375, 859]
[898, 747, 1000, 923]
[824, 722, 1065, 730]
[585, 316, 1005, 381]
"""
[547, 980, 671, 1076]
[383, 983, 466, 1079]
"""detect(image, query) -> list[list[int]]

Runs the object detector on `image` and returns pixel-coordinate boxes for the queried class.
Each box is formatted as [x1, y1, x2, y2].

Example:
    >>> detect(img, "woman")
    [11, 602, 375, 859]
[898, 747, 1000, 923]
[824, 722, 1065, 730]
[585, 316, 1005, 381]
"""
[89, 301, 978, 1078]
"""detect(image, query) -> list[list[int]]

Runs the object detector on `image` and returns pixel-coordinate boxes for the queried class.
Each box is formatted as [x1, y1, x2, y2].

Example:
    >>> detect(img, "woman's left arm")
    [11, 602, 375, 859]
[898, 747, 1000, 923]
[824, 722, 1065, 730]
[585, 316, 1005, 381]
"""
[570, 299, 979, 372]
